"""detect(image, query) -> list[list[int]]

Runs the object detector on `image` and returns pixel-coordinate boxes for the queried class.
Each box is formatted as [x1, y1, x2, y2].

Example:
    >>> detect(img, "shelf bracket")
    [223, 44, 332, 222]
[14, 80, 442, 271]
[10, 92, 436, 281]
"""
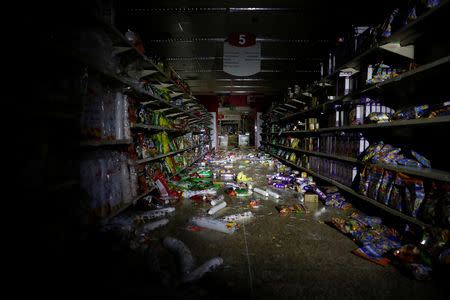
[113, 46, 133, 55]
[169, 92, 184, 98]
[127, 69, 158, 79]
[153, 83, 175, 89]
[284, 104, 297, 109]
[380, 43, 414, 59]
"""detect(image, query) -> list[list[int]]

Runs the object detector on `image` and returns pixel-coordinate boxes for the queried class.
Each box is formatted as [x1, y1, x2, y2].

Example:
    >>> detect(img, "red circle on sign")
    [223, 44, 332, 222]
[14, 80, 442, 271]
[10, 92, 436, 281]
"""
[228, 32, 256, 47]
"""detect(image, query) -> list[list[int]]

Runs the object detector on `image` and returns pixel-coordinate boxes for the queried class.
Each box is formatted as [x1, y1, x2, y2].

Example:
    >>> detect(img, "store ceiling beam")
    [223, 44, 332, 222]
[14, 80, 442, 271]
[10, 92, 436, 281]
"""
[147, 37, 331, 44]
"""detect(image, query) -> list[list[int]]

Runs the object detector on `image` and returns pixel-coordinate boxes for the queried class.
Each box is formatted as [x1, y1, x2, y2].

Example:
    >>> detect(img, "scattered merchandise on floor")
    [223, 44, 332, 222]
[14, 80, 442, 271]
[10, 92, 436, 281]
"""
[98, 148, 449, 291]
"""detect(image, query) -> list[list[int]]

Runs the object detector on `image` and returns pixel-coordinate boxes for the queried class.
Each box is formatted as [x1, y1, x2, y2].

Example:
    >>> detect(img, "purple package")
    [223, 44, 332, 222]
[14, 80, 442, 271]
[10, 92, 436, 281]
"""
[314, 186, 327, 200]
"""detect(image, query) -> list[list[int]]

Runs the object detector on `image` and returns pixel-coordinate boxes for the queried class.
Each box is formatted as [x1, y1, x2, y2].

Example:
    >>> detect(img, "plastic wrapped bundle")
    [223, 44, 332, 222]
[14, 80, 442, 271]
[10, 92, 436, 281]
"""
[190, 216, 238, 234]
[134, 207, 175, 222]
[221, 211, 254, 222]
[183, 189, 217, 198]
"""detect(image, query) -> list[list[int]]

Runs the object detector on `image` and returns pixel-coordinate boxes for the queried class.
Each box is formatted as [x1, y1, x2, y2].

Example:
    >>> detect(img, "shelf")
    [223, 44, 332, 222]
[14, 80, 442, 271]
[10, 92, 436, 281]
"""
[267, 143, 359, 164]
[359, 55, 450, 96]
[135, 144, 204, 165]
[54, 41, 205, 124]
[265, 142, 450, 182]
[91, 12, 200, 100]
[130, 123, 188, 133]
[381, 0, 450, 46]
[367, 163, 450, 183]
[80, 139, 133, 147]
[318, 1, 450, 85]
[276, 55, 450, 124]
[276, 115, 450, 135]
[99, 150, 209, 226]
[266, 152, 427, 228]
[279, 93, 352, 122]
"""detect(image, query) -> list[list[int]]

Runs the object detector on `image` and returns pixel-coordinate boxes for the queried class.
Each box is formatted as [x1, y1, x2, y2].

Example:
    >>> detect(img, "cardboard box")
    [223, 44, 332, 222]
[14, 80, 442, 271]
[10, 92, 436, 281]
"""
[304, 192, 319, 203]
[305, 201, 319, 210]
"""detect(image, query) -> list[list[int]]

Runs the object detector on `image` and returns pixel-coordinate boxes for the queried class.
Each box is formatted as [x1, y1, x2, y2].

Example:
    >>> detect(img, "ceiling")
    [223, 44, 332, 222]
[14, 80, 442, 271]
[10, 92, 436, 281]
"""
[111, 0, 402, 98]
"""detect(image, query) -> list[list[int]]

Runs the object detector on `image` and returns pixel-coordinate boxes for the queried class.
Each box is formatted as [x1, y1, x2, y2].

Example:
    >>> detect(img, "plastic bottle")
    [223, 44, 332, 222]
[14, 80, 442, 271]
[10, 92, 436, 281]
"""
[120, 153, 132, 203]
[210, 195, 225, 206]
[138, 207, 175, 220]
[183, 189, 217, 198]
[266, 189, 280, 198]
[253, 187, 269, 197]
[143, 218, 169, 231]
[162, 236, 194, 275]
[190, 216, 237, 234]
[297, 192, 305, 204]
[181, 258, 224, 283]
[114, 91, 124, 140]
[208, 201, 227, 215]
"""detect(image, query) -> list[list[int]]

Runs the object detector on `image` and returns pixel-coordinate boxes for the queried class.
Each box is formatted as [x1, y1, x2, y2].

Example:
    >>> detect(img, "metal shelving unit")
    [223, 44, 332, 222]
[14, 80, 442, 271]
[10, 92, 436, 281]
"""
[99, 148, 209, 226]
[261, 2, 450, 229]
[265, 142, 450, 183]
[135, 144, 204, 165]
[265, 151, 427, 228]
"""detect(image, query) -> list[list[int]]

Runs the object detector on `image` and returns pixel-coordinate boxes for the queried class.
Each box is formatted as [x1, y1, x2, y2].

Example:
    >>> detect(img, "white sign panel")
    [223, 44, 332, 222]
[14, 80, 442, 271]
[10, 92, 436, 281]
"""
[223, 42, 261, 76]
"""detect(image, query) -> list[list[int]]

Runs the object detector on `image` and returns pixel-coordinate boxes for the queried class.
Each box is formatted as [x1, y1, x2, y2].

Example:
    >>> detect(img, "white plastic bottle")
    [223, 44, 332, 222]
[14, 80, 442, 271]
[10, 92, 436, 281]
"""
[266, 189, 280, 198]
[208, 201, 227, 215]
[253, 187, 269, 197]
[190, 216, 237, 234]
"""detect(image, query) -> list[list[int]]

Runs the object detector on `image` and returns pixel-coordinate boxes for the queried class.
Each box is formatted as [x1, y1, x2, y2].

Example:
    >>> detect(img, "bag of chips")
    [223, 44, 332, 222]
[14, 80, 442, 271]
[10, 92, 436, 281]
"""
[411, 150, 431, 168]
[367, 167, 384, 200]
[377, 170, 396, 205]
[402, 177, 426, 218]
[360, 141, 385, 162]
[389, 173, 410, 212]
[358, 166, 372, 196]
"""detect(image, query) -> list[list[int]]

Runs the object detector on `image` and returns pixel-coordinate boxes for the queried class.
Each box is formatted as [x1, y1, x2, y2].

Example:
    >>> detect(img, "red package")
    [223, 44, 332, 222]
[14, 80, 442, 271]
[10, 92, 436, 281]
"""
[154, 174, 170, 196]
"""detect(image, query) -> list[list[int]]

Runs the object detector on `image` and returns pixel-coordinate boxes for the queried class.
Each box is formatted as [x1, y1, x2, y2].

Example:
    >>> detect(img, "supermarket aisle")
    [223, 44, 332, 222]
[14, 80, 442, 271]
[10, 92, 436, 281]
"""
[71, 149, 447, 299]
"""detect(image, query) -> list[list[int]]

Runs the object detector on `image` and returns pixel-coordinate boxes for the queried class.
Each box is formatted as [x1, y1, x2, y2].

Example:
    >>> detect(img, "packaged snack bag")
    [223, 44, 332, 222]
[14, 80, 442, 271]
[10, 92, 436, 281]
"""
[372, 144, 401, 163]
[402, 177, 426, 218]
[397, 158, 423, 168]
[411, 150, 431, 168]
[360, 141, 384, 162]
[377, 170, 396, 205]
[389, 173, 410, 212]
[367, 168, 384, 200]
[358, 166, 373, 196]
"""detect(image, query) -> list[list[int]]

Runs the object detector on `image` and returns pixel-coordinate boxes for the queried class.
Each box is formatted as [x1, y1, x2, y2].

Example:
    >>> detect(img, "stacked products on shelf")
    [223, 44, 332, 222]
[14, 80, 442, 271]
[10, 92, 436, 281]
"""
[135, 148, 204, 195]
[274, 133, 369, 159]
[329, 0, 443, 72]
[357, 141, 449, 228]
[268, 147, 357, 188]
[80, 150, 136, 220]
[80, 83, 131, 142]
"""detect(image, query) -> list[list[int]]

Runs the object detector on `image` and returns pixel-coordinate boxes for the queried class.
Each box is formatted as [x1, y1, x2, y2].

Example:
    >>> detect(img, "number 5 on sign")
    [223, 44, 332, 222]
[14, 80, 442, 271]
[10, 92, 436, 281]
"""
[239, 34, 246, 45]
[227, 32, 256, 47]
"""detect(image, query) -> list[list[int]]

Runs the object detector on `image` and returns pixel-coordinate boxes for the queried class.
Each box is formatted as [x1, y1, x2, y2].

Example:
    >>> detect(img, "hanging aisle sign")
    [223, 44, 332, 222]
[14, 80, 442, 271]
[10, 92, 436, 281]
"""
[223, 32, 261, 76]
